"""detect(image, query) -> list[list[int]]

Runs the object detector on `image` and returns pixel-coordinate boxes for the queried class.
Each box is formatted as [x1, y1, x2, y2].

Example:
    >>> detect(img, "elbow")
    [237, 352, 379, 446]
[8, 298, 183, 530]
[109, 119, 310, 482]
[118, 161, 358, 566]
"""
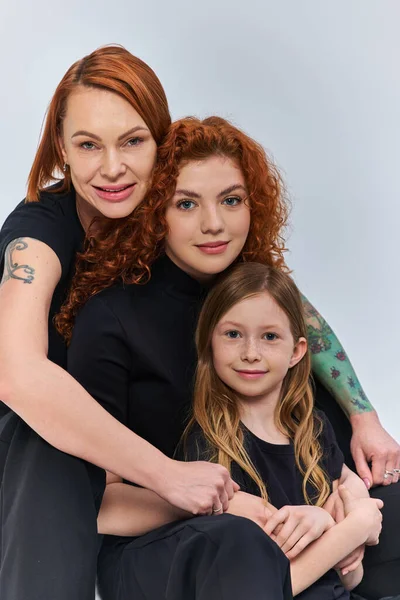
[0, 354, 47, 411]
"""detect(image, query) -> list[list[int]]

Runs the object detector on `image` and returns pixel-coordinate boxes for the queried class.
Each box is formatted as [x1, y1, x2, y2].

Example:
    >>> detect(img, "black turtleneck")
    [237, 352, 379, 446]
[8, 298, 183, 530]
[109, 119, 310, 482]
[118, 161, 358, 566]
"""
[67, 255, 208, 458]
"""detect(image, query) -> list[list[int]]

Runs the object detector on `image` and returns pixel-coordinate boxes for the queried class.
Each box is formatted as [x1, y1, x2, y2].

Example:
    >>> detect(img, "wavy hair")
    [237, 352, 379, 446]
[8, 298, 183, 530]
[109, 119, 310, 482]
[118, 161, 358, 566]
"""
[56, 116, 290, 342]
[185, 262, 331, 506]
[26, 44, 171, 201]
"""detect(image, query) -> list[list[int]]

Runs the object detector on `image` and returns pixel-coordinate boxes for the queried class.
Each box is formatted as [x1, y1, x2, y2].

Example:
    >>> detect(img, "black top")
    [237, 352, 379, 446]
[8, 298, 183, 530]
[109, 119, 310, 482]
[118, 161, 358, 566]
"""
[68, 255, 208, 458]
[0, 183, 84, 370]
[185, 412, 348, 600]
[184, 410, 344, 507]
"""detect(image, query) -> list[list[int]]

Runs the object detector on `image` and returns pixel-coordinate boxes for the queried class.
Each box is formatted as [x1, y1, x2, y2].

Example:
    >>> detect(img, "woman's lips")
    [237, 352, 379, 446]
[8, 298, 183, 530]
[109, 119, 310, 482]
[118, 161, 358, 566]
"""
[234, 370, 267, 380]
[93, 183, 136, 202]
[196, 241, 229, 255]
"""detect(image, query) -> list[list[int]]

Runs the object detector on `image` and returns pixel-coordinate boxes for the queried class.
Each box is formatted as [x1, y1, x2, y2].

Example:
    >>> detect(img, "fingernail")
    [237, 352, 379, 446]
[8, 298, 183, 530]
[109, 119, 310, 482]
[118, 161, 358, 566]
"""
[342, 569, 349, 576]
[363, 478, 371, 489]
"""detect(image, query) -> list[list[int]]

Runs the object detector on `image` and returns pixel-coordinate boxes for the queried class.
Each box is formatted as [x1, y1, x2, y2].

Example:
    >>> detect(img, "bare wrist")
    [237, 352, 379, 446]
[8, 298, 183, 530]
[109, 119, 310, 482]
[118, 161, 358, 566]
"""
[144, 453, 173, 495]
[345, 512, 370, 546]
[350, 410, 378, 429]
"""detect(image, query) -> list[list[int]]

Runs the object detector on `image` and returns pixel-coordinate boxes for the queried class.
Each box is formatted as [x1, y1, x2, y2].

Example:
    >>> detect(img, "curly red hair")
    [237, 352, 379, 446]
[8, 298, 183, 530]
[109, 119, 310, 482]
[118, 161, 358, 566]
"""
[55, 116, 290, 342]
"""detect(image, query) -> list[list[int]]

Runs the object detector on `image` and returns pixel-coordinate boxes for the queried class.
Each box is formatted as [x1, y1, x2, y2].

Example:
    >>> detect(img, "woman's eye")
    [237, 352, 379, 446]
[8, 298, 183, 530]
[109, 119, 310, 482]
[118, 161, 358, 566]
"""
[80, 141, 96, 150]
[177, 200, 196, 210]
[263, 333, 277, 341]
[226, 330, 241, 339]
[222, 196, 241, 206]
[127, 137, 142, 147]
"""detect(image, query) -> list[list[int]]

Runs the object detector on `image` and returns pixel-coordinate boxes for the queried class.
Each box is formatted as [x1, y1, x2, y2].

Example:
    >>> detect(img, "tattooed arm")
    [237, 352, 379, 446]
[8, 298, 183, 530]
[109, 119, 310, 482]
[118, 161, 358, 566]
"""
[302, 294, 372, 417]
[0, 237, 235, 514]
[302, 295, 400, 487]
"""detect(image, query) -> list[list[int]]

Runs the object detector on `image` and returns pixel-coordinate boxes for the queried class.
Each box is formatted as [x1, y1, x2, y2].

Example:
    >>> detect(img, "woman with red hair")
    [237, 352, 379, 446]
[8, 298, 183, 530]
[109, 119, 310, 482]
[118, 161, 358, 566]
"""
[0, 50, 236, 600]
[63, 117, 400, 599]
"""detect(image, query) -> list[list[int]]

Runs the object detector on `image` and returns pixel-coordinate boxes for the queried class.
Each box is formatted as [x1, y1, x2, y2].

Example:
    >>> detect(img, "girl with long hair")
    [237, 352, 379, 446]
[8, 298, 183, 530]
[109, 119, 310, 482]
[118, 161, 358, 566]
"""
[62, 117, 397, 598]
[184, 261, 385, 597]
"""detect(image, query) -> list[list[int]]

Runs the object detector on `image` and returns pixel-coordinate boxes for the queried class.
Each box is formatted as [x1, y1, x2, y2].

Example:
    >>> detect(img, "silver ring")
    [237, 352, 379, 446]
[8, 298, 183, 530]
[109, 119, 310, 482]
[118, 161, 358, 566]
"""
[393, 469, 400, 474]
[384, 470, 394, 479]
[212, 505, 223, 514]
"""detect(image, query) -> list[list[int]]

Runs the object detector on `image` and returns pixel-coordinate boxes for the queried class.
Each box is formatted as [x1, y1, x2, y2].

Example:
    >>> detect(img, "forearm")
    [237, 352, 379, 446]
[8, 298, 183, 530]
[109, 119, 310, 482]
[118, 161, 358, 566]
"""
[1, 356, 170, 491]
[301, 295, 373, 417]
[98, 483, 189, 536]
[290, 515, 366, 595]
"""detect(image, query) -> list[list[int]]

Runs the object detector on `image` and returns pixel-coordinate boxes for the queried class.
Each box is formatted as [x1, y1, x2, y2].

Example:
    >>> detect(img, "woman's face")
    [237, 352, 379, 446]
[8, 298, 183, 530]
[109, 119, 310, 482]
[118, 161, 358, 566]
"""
[60, 86, 157, 223]
[164, 155, 251, 281]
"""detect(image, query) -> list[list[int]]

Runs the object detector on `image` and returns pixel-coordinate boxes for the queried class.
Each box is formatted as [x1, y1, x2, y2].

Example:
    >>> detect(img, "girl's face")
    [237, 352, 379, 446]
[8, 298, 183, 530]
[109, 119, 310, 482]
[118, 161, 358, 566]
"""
[212, 292, 307, 402]
[164, 156, 251, 282]
[60, 86, 157, 225]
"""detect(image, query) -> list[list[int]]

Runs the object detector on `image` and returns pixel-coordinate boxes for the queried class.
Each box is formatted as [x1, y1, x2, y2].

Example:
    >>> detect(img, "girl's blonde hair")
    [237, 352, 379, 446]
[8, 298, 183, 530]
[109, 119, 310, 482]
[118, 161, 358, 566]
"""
[187, 262, 330, 506]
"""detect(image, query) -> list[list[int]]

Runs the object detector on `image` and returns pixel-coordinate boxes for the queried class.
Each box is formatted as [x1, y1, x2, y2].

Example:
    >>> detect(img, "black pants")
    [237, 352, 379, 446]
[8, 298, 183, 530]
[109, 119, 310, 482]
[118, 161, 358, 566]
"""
[0, 411, 105, 600]
[315, 380, 400, 599]
[98, 514, 293, 600]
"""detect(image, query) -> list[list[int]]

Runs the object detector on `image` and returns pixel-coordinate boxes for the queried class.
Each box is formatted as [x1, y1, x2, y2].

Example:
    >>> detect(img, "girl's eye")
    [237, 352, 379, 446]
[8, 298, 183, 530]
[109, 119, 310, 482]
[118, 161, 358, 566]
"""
[80, 141, 96, 150]
[177, 200, 196, 210]
[263, 333, 278, 341]
[222, 196, 241, 207]
[225, 330, 241, 339]
[126, 137, 142, 147]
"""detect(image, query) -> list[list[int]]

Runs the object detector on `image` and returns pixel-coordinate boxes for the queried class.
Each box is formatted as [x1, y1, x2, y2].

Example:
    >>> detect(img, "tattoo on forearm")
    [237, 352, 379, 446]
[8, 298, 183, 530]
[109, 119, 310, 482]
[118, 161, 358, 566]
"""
[301, 294, 373, 414]
[1, 238, 35, 286]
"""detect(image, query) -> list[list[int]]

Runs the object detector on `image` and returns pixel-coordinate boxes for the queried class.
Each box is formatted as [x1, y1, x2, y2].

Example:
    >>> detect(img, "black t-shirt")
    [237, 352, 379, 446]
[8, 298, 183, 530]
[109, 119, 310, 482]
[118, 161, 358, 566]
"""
[185, 413, 348, 600]
[0, 184, 84, 372]
[185, 410, 344, 507]
[68, 255, 208, 458]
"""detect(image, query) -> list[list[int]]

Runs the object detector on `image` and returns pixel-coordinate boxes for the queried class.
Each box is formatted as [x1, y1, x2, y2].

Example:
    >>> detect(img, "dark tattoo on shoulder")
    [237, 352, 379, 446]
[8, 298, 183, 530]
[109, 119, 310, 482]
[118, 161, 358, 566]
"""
[1, 238, 35, 287]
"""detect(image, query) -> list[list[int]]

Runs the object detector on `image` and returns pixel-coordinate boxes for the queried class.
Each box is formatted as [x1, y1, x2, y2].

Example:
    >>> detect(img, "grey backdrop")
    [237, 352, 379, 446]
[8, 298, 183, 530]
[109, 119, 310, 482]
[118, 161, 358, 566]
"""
[0, 0, 398, 444]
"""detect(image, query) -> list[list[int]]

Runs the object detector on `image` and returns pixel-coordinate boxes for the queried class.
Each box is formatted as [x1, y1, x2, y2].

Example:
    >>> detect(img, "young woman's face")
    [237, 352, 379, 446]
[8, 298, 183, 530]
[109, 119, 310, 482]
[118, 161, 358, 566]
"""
[60, 86, 157, 222]
[212, 292, 307, 402]
[164, 156, 251, 281]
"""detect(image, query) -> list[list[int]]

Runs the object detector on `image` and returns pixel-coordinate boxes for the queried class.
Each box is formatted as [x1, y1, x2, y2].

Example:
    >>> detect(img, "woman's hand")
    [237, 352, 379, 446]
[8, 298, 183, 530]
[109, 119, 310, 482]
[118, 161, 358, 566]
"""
[263, 505, 335, 559]
[165, 460, 240, 515]
[350, 411, 400, 487]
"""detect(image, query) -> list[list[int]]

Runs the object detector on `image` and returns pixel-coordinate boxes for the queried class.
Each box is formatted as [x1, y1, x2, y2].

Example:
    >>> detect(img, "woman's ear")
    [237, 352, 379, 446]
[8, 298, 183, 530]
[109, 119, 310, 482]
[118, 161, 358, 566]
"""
[289, 337, 308, 368]
[58, 135, 67, 164]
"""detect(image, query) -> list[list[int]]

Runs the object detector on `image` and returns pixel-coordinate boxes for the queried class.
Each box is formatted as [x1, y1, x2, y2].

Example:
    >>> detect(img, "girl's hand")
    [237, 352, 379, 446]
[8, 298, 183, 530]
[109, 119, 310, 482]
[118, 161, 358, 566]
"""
[322, 488, 345, 523]
[334, 544, 365, 576]
[263, 505, 335, 559]
[338, 485, 383, 546]
[226, 491, 274, 529]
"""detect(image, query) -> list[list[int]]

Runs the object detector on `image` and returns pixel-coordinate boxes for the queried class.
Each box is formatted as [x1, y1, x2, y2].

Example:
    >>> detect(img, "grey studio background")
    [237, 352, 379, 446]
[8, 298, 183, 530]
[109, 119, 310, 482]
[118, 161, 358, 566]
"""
[0, 0, 399, 454]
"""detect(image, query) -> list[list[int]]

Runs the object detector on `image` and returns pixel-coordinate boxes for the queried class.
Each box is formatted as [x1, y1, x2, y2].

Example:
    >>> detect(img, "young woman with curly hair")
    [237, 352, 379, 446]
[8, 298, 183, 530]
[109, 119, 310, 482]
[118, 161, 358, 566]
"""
[62, 116, 399, 599]
[0, 48, 237, 600]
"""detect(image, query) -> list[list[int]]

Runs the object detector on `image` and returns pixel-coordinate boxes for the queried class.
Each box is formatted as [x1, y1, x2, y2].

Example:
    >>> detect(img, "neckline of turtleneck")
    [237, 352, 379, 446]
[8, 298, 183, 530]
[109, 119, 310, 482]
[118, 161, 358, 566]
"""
[151, 253, 210, 301]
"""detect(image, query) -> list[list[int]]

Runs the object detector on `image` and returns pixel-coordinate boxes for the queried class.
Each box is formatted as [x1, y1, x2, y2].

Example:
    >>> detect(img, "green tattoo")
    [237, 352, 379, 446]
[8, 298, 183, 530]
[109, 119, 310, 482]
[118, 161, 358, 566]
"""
[301, 295, 374, 417]
[1, 238, 35, 287]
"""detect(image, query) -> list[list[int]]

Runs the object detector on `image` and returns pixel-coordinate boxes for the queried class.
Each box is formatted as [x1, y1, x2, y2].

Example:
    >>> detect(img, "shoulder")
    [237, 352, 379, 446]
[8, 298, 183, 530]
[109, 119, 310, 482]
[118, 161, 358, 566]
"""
[0, 184, 82, 277]
[1, 184, 78, 230]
